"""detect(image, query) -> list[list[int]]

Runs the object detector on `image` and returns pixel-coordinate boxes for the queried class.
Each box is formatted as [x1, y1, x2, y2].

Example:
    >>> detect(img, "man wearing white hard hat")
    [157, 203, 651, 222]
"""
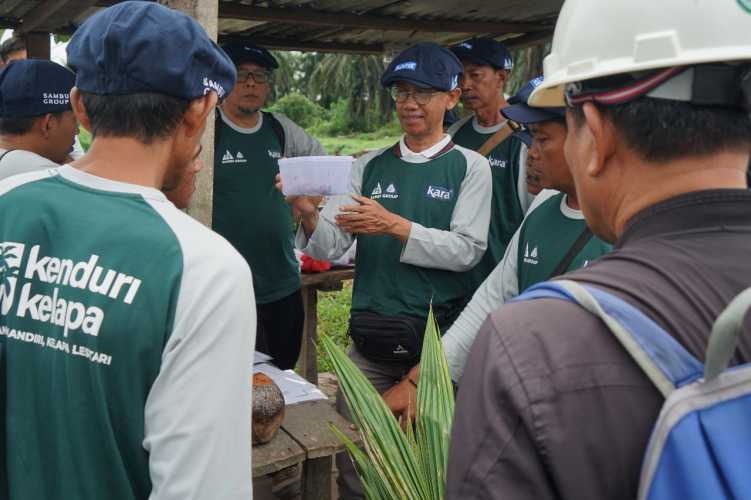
[448, 1, 751, 498]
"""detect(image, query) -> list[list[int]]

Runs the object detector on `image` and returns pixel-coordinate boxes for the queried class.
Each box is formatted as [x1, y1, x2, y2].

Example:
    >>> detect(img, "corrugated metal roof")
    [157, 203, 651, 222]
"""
[0, 0, 561, 53]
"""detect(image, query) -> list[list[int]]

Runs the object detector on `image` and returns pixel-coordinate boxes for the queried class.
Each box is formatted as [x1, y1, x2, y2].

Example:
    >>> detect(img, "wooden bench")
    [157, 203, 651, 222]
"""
[253, 400, 361, 499]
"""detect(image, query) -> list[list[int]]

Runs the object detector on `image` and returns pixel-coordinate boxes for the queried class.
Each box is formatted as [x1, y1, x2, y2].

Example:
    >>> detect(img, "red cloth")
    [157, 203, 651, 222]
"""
[300, 255, 332, 273]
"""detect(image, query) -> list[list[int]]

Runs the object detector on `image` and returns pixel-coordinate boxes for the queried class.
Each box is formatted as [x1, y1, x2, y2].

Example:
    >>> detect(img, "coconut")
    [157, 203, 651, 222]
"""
[252, 372, 286, 445]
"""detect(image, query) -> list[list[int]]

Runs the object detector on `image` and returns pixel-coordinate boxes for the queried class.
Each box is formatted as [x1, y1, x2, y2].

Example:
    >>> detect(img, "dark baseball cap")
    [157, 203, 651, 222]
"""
[513, 129, 533, 147]
[0, 59, 75, 118]
[381, 42, 463, 91]
[451, 38, 513, 71]
[67, 1, 236, 102]
[502, 76, 565, 124]
[222, 42, 279, 70]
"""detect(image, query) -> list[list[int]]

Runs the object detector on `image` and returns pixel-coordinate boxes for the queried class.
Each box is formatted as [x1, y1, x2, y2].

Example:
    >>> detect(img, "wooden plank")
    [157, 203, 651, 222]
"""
[302, 455, 333, 500]
[15, 0, 70, 33]
[299, 285, 319, 384]
[282, 400, 361, 460]
[300, 268, 355, 288]
[252, 428, 306, 478]
[220, 4, 550, 34]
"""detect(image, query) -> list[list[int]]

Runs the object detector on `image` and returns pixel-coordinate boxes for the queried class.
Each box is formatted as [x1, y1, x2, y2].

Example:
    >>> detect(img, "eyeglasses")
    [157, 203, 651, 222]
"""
[237, 69, 271, 84]
[390, 87, 440, 105]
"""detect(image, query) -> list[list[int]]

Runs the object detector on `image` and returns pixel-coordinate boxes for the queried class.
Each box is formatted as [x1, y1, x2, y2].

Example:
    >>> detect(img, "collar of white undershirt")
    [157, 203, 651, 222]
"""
[398, 134, 453, 164]
[560, 194, 585, 220]
[218, 107, 263, 134]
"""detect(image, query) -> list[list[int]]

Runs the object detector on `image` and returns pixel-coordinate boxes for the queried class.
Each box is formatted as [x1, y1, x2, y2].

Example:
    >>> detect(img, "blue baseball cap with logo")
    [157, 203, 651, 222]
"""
[67, 1, 236, 102]
[222, 42, 279, 70]
[0, 59, 75, 118]
[502, 76, 566, 124]
[451, 38, 513, 71]
[381, 42, 463, 91]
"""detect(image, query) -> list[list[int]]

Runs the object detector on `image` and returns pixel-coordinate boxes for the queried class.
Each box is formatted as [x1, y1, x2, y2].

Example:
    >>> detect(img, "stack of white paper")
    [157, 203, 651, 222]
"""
[279, 155, 353, 196]
[253, 362, 328, 405]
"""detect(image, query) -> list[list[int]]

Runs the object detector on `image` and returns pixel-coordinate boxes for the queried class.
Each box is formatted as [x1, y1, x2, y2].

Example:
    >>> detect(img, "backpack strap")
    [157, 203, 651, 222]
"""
[264, 111, 286, 156]
[514, 280, 703, 397]
[705, 286, 751, 380]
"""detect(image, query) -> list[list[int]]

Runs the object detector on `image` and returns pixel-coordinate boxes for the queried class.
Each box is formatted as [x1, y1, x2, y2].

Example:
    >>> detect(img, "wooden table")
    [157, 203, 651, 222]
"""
[252, 400, 361, 499]
[298, 267, 355, 384]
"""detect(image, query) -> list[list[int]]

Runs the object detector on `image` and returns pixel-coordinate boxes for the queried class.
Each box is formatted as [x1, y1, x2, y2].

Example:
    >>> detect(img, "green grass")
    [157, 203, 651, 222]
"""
[316, 282, 353, 372]
[319, 133, 400, 156]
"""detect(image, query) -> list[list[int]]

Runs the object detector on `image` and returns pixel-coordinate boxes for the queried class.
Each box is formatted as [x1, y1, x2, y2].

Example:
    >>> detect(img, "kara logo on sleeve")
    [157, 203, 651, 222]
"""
[523, 243, 539, 265]
[0, 242, 143, 338]
[488, 156, 507, 169]
[267, 149, 281, 160]
[426, 185, 453, 201]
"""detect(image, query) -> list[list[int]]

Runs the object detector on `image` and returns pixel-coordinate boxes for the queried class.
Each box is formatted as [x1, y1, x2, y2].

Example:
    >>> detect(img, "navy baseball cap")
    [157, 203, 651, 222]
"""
[451, 38, 513, 71]
[0, 60, 75, 118]
[222, 42, 279, 70]
[513, 129, 533, 147]
[502, 76, 565, 124]
[67, 1, 236, 102]
[381, 42, 463, 91]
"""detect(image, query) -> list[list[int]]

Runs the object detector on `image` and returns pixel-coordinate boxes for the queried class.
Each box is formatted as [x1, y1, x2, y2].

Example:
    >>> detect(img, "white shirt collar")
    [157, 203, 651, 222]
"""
[218, 107, 263, 134]
[56, 165, 167, 202]
[398, 134, 453, 163]
[471, 115, 507, 134]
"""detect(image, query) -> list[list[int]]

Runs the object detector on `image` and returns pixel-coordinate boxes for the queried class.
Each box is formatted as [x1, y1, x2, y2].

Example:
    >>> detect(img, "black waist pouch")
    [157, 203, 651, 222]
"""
[349, 311, 426, 363]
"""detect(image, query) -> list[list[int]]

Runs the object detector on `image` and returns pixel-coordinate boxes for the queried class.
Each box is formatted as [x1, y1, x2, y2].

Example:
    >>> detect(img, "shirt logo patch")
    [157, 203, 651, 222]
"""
[267, 150, 281, 160]
[371, 182, 399, 200]
[395, 62, 417, 72]
[523, 243, 539, 265]
[426, 185, 453, 201]
[222, 150, 247, 165]
[488, 156, 507, 169]
[0, 242, 144, 345]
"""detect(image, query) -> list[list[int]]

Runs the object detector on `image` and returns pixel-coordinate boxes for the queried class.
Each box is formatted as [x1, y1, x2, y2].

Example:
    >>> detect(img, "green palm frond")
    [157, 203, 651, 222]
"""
[323, 306, 454, 500]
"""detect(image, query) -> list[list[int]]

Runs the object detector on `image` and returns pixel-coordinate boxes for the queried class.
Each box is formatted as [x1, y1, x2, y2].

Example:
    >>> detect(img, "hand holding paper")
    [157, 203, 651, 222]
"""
[278, 156, 354, 196]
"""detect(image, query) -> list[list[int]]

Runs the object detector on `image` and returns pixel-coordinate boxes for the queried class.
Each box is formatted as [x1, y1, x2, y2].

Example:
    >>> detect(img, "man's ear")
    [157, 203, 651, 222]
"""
[446, 88, 462, 110]
[581, 102, 616, 178]
[37, 114, 55, 138]
[70, 87, 92, 134]
[496, 69, 509, 91]
[183, 92, 219, 139]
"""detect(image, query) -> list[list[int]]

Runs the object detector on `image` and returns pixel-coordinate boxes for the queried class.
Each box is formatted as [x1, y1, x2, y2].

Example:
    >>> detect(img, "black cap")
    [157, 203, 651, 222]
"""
[451, 38, 513, 71]
[502, 76, 566, 124]
[67, 1, 236, 101]
[381, 42, 463, 91]
[222, 42, 279, 71]
[0, 60, 75, 118]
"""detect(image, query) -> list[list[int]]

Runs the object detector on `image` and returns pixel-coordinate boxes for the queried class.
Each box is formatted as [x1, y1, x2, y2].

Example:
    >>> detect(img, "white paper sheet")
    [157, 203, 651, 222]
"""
[253, 362, 328, 405]
[279, 156, 353, 196]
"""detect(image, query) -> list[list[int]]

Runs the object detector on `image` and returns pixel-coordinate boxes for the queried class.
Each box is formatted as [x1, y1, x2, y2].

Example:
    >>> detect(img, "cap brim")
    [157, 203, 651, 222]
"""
[512, 129, 533, 147]
[502, 103, 564, 125]
[528, 83, 566, 107]
[382, 75, 436, 90]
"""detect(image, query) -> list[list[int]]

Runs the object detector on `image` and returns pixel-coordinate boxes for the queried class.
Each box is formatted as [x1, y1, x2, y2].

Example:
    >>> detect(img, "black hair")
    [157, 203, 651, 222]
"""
[0, 37, 25, 63]
[81, 92, 190, 144]
[571, 97, 751, 163]
[0, 111, 66, 136]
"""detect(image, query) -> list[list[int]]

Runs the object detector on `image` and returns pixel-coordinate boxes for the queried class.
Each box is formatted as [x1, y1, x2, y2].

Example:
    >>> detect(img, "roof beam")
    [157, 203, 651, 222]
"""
[15, 0, 71, 33]
[220, 34, 384, 55]
[503, 30, 554, 49]
[220, 4, 551, 34]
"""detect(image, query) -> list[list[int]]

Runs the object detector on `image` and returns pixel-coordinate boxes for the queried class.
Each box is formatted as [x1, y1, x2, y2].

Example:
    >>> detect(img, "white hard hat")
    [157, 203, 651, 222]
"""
[530, 0, 751, 107]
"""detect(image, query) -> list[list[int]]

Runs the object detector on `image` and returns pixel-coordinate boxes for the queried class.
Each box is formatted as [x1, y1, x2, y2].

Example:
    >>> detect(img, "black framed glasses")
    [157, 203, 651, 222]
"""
[237, 69, 272, 84]
[390, 87, 440, 105]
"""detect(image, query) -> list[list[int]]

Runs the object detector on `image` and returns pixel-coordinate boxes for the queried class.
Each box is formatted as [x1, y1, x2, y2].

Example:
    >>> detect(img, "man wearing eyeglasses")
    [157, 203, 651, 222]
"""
[284, 42, 492, 499]
[448, 38, 534, 291]
[214, 42, 325, 370]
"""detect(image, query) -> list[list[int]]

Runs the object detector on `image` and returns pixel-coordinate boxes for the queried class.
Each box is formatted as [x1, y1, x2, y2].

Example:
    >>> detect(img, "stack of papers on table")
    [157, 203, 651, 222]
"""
[253, 362, 328, 406]
[279, 156, 353, 196]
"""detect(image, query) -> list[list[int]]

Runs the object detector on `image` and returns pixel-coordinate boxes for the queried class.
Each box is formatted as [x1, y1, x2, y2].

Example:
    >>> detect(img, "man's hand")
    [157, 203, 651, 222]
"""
[383, 365, 420, 430]
[336, 195, 411, 242]
[275, 173, 320, 237]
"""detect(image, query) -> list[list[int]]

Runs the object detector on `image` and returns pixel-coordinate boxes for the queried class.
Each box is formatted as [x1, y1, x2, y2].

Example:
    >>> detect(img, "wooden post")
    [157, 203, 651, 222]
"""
[159, 0, 218, 227]
[23, 32, 50, 60]
[300, 286, 319, 384]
